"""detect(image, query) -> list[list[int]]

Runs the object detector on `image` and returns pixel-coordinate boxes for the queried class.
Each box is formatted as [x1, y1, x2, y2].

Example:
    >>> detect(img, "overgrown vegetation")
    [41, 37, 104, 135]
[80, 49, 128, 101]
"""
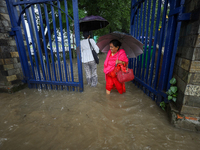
[160, 77, 178, 111]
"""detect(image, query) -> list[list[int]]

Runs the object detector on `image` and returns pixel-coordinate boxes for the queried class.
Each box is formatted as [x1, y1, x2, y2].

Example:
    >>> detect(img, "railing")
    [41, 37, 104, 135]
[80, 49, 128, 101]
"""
[130, 0, 189, 104]
[6, 0, 83, 91]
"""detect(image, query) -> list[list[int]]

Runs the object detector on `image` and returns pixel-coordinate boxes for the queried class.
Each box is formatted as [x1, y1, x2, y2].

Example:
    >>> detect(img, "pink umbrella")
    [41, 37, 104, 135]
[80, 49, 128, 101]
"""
[97, 31, 143, 58]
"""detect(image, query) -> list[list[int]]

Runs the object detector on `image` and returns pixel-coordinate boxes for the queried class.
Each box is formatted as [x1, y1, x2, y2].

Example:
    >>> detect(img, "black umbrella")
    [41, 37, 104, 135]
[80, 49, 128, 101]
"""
[79, 15, 109, 32]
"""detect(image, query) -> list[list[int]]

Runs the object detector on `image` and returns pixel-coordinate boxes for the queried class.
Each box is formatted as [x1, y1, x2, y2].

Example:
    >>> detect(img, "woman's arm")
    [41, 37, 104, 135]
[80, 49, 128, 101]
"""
[116, 60, 125, 65]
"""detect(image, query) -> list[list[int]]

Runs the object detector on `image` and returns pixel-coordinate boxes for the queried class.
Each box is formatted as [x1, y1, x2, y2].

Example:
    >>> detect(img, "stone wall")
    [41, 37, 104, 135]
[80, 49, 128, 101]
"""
[169, 0, 200, 131]
[0, 0, 24, 93]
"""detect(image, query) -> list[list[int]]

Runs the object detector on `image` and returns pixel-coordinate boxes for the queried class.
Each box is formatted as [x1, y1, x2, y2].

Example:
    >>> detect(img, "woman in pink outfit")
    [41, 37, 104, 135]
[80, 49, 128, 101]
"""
[104, 39, 128, 94]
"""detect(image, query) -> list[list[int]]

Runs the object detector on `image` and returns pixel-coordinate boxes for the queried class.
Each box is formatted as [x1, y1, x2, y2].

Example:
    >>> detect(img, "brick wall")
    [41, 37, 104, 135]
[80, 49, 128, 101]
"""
[170, 0, 200, 131]
[0, 0, 24, 93]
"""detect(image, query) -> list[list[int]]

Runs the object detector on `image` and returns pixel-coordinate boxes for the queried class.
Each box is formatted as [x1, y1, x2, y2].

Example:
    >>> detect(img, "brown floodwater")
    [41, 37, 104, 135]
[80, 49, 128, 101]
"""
[0, 54, 199, 150]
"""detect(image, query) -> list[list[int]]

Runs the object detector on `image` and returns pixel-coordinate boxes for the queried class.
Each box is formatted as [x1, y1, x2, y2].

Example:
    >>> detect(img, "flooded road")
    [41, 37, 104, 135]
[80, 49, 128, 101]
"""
[0, 54, 200, 150]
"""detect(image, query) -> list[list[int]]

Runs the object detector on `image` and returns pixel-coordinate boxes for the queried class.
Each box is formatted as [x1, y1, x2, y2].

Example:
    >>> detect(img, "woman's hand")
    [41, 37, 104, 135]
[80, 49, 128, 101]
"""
[116, 60, 125, 65]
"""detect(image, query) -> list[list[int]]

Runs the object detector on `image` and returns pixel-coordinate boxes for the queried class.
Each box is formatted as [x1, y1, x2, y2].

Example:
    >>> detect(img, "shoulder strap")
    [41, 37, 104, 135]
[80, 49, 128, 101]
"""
[88, 39, 94, 51]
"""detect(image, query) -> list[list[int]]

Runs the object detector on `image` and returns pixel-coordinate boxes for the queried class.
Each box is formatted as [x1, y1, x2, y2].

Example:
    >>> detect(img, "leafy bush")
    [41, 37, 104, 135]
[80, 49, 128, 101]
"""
[166, 77, 177, 102]
[160, 77, 178, 111]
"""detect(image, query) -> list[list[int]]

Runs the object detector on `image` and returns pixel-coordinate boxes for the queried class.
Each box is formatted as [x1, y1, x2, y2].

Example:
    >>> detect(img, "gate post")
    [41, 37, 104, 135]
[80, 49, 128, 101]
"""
[168, 0, 200, 131]
[5, 0, 30, 83]
[72, 0, 83, 92]
[0, 0, 26, 92]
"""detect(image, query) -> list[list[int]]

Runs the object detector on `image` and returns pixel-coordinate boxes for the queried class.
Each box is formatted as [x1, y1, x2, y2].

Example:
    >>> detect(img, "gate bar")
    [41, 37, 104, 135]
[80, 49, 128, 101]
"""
[158, 0, 177, 91]
[17, 2, 36, 83]
[24, 5, 42, 84]
[153, 0, 168, 89]
[31, 5, 47, 87]
[28, 80, 80, 86]
[43, 4, 57, 86]
[37, 4, 52, 89]
[50, 1, 63, 88]
[57, 0, 69, 86]
[148, 0, 162, 88]
[64, 0, 74, 84]
[72, 0, 83, 91]
[167, 0, 185, 89]
[13, 0, 57, 6]
[142, 0, 152, 81]
[145, 0, 156, 84]
[139, 0, 147, 80]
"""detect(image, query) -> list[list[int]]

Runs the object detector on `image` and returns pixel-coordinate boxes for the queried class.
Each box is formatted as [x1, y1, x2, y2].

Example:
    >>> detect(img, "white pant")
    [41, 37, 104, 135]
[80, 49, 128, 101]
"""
[83, 60, 98, 87]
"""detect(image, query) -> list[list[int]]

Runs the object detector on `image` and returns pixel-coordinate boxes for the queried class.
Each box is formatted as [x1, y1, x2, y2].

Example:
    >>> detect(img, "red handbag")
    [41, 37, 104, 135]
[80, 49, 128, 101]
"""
[117, 68, 134, 83]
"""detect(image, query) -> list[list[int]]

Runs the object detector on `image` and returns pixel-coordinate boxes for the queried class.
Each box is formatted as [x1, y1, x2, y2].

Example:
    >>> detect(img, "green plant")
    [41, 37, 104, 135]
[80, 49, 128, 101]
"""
[166, 77, 178, 102]
[160, 101, 166, 111]
[160, 77, 178, 110]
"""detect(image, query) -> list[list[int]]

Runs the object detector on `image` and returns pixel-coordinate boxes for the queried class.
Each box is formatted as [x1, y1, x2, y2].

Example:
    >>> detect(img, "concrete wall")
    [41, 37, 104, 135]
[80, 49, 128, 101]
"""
[0, 0, 24, 93]
[170, 0, 200, 131]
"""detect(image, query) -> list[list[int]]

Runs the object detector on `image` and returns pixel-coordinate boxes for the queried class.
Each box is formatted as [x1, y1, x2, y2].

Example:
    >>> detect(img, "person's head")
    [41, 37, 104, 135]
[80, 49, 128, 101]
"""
[109, 39, 121, 53]
[83, 31, 90, 39]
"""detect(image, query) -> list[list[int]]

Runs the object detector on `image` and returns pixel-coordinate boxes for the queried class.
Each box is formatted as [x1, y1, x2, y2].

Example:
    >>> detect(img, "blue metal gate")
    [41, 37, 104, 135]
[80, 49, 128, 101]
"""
[130, 0, 190, 104]
[5, 0, 83, 91]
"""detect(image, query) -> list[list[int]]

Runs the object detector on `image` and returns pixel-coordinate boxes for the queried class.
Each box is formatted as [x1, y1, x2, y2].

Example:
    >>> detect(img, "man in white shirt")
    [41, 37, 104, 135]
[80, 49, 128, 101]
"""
[80, 31, 99, 87]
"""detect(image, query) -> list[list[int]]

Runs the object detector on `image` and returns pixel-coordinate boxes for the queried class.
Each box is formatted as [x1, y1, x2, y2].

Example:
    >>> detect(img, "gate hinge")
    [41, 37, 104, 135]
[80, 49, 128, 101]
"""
[9, 31, 15, 36]
[169, 6, 200, 21]
[9, 27, 20, 36]
[178, 10, 200, 21]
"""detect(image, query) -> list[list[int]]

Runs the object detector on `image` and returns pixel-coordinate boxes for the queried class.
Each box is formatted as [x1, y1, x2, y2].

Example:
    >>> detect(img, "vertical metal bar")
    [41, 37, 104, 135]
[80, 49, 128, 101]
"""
[72, 0, 83, 92]
[136, 1, 143, 78]
[153, 0, 168, 89]
[135, 0, 139, 85]
[57, 0, 68, 90]
[130, 0, 134, 35]
[50, 1, 63, 85]
[133, 58, 136, 75]
[145, 0, 156, 83]
[158, 0, 177, 91]
[139, 0, 147, 80]
[167, 0, 184, 89]
[133, 10, 136, 37]
[43, 3, 57, 89]
[30, 5, 47, 86]
[139, 2, 143, 40]
[24, 5, 42, 85]
[37, 4, 52, 89]
[132, 0, 136, 73]
[18, 2, 36, 85]
[64, 0, 74, 83]
[148, 0, 162, 87]
[136, 0, 139, 39]
[142, 0, 152, 81]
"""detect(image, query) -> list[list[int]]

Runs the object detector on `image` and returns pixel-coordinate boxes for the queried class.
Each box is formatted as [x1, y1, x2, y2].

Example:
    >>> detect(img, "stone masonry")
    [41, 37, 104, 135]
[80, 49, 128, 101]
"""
[169, 0, 200, 132]
[0, 0, 24, 93]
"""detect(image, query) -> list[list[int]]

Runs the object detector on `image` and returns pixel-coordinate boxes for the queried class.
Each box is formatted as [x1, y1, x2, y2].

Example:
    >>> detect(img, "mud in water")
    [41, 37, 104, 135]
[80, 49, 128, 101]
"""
[0, 54, 200, 150]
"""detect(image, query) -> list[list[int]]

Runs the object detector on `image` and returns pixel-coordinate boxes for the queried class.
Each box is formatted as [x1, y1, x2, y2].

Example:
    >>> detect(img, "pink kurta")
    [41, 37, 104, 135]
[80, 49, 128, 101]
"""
[104, 49, 128, 77]
[104, 49, 128, 94]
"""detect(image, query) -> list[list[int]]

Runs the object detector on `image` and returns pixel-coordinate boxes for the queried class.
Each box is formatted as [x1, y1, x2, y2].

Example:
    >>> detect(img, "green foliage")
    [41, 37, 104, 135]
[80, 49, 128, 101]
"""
[160, 101, 166, 111]
[160, 77, 178, 111]
[79, 0, 131, 37]
[169, 77, 176, 84]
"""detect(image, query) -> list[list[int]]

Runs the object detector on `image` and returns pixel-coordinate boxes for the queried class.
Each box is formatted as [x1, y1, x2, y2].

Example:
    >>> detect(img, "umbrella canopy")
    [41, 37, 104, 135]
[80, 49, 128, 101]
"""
[79, 15, 109, 32]
[97, 32, 143, 58]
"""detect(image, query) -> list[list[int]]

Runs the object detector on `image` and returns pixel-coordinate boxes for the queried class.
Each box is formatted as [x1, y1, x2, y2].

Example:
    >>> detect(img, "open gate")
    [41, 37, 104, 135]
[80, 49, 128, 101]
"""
[5, 0, 83, 91]
[129, 0, 189, 104]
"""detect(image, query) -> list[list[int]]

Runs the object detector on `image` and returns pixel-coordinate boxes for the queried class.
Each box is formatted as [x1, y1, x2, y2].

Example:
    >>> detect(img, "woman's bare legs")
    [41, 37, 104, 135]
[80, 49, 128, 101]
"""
[106, 90, 110, 94]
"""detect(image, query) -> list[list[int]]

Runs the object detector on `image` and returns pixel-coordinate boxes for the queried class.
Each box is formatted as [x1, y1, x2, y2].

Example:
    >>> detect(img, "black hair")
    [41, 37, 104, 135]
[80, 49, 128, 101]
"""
[110, 39, 121, 50]
[83, 31, 90, 39]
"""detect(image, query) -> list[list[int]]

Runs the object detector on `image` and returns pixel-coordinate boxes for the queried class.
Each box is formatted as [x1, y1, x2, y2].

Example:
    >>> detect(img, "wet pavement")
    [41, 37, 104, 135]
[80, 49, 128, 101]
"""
[0, 54, 200, 150]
